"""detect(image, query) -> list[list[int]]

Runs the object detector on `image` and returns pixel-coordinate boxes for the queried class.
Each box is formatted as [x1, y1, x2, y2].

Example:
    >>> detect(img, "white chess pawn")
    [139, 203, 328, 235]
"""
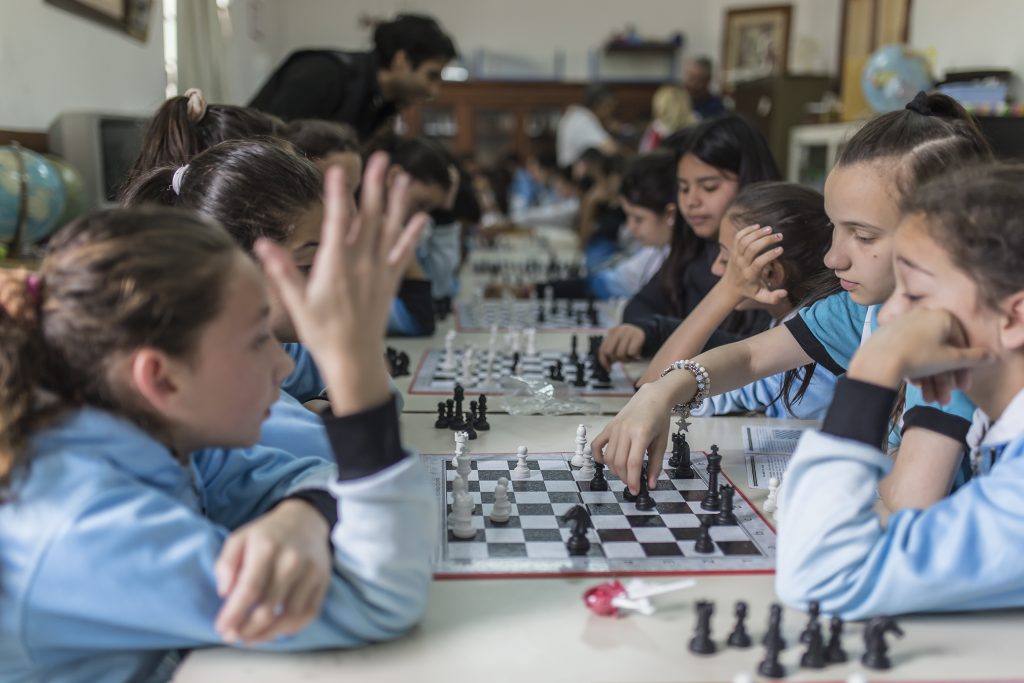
[512, 445, 531, 480]
[579, 444, 596, 479]
[763, 476, 780, 514]
[489, 476, 512, 523]
[448, 475, 470, 525]
[525, 327, 537, 356]
[571, 423, 588, 468]
[459, 346, 475, 386]
[442, 329, 458, 370]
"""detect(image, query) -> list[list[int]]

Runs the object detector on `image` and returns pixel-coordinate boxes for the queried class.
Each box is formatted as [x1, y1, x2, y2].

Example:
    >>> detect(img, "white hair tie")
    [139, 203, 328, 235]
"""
[183, 87, 208, 122]
[171, 165, 190, 195]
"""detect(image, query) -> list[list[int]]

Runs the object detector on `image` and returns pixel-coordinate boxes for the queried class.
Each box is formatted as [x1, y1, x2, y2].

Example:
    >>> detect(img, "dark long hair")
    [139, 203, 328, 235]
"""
[660, 114, 781, 316]
[0, 209, 238, 492]
[726, 182, 842, 412]
[123, 92, 282, 196]
[121, 138, 322, 251]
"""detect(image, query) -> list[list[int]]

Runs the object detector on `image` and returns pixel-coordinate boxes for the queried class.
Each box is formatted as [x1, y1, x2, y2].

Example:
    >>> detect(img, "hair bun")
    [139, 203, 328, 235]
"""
[905, 91, 933, 116]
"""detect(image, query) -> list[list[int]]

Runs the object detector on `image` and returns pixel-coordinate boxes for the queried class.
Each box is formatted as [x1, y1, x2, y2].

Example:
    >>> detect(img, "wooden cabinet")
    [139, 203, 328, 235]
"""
[404, 81, 659, 164]
[729, 76, 834, 175]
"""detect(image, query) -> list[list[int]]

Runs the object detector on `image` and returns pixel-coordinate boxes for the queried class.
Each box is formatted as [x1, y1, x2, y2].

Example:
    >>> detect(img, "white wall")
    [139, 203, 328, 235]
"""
[0, 0, 166, 129]
[909, 0, 1024, 79]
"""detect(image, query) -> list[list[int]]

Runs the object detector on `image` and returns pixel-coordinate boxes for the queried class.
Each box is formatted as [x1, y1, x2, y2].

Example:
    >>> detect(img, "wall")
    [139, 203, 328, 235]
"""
[909, 0, 1024, 79]
[0, 0, 166, 129]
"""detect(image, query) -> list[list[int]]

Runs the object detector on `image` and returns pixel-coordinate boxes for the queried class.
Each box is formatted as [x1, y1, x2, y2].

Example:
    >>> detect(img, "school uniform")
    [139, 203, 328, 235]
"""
[0, 396, 434, 682]
[784, 291, 976, 450]
[776, 378, 1024, 618]
[545, 244, 670, 302]
[417, 219, 462, 301]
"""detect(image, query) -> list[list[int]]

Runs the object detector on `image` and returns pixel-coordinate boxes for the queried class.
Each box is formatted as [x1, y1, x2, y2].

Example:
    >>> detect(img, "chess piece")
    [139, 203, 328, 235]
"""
[799, 616, 827, 669]
[693, 515, 715, 553]
[448, 476, 471, 526]
[764, 477, 780, 514]
[445, 398, 455, 426]
[562, 505, 592, 555]
[572, 424, 588, 467]
[763, 603, 787, 650]
[449, 484, 476, 540]
[716, 485, 737, 525]
[634, 465, 656, 511]
[727, 601, 752, 648]
[573, 361, 587, 387]
[442, 329, 457, 370]
[464, 406, 478, 440]
[393, 350, 410, 377]
[825, 616, 848, 664]
[569, 335, 579, 363]
[589, 461, 609, 491]
[512, 446, 531, 480]
[489, 477, 512, 524]
[700, 446, 723, 511]
[525, 327, 537, 355]
[757, 640, 786, 679]
[474, 394, 490, 430]
[459, 346, 475, 387]
[688, 600, 716, 655]
[862, 616, 903, 670]
[511, 351, 521, 374]
[800, 601, 820, 644]
[450, 384, 467, 431]
[454, 432, 471, 480]
[578, 445, 596, 479]
[435, 401, 449, 429]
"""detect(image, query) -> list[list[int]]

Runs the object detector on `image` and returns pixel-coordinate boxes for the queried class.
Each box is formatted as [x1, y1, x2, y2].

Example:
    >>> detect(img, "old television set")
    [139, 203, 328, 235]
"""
[48, 112, 149, 209]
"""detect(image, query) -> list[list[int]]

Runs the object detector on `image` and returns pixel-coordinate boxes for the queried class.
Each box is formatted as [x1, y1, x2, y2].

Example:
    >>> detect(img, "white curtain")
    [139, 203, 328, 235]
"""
[176, 0, 231, 103]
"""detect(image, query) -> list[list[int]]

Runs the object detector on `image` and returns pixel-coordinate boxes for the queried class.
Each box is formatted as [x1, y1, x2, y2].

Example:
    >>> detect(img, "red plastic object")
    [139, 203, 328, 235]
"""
[583, 580, 627, 617]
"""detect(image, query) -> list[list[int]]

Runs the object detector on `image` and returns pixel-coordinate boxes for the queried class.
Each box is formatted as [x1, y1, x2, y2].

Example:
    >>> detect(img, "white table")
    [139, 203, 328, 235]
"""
[175, 415, 1024, 682]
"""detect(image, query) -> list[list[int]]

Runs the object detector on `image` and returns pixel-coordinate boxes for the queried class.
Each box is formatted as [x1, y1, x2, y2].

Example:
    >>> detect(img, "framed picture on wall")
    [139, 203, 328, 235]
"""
[45, 0, 154, 41]
[721, 5, 792, 86]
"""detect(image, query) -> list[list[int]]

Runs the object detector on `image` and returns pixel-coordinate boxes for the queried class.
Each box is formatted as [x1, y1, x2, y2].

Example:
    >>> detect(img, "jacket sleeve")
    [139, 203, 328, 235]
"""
[621, 269, 671, 325]
[417, 220, 462, 300]
[24, 399, 434, 656]
[280, 342, 327, 403]
[691, 367, 836, 421]
[775, 377, 1024, 619]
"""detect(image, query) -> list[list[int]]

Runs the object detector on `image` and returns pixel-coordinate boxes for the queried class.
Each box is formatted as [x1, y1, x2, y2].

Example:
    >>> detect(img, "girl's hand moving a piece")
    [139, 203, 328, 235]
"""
[598, 324, 647, 369]
[256, 153, 428, 414]
[719, 224, 787, 306]
[848, 308, 993, 404]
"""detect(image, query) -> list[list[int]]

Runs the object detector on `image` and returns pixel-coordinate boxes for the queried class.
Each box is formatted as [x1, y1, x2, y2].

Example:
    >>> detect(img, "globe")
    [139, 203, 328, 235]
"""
[0, 145, 67, 248]
[46, 155, 88, 228]
[862, 44, 935, 113]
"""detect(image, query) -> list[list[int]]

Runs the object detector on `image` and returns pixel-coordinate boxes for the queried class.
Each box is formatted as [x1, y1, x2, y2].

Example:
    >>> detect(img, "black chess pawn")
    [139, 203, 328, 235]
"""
[573, 361, 587, 387]
[688, 601, 717, 655]
[825, 616, 847, 664]
[569, 335, 579, 363]
[434, 401, 449, 429]
[589, 461, 609, 491]
[757, 640, 786, 679]
[800, 601, 821, 644]
[763, 603, 787, 651]
[634, 466, 656, 511]
[554, 360, 564, 381]
[715, 485, 737, 525]
[862, 616, 903, 670]
[693, 515, 715, 553]
[511, 351, 520, 374]
[727, 601, 752, 648]
[474, 394, 490, 431]
[799, 618, 827, 669]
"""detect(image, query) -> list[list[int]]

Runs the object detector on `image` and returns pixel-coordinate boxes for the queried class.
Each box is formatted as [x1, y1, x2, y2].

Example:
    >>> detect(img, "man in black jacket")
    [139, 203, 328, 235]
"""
[249, 14, 457, 141]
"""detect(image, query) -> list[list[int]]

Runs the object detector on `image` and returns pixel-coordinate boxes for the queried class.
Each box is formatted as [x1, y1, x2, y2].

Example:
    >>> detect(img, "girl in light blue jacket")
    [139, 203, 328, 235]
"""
[777, 164, 1024, 618]
[0, 157, 433, 682]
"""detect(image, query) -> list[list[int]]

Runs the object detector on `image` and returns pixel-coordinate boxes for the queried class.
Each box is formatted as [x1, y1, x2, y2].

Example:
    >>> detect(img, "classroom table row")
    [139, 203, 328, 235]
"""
[175, 414, 1024, 682]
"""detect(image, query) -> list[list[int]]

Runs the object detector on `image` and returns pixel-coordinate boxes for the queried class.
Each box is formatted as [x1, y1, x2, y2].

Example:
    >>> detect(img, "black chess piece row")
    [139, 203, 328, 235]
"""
[434, 387, 491, 434]
[386, 347, 410, 377]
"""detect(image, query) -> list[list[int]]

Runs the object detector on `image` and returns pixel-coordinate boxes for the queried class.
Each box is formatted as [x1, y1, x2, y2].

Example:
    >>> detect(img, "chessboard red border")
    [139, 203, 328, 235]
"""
[432, 450, 778, 580]
[405, 347, 638, 398]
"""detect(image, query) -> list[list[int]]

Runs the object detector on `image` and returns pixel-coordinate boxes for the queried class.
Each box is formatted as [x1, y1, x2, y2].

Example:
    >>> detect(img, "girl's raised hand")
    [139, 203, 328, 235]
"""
[256, 153, 428, 413]
[720, 224, 787, 306]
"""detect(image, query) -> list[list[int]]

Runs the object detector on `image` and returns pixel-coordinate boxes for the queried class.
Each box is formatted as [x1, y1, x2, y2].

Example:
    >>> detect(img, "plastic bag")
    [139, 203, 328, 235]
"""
[499, 375, 602, 416]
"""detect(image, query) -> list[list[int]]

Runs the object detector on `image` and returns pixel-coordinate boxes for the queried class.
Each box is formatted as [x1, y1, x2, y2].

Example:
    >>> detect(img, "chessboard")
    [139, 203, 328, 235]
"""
[455, 298, 618, 332]
[427, 450, 776, 578]
[409, 346, 634, 396]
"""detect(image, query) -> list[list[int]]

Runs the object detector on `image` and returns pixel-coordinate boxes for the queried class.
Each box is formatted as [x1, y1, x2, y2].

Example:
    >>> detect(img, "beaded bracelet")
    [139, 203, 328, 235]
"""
[659, 359, 711, 416]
